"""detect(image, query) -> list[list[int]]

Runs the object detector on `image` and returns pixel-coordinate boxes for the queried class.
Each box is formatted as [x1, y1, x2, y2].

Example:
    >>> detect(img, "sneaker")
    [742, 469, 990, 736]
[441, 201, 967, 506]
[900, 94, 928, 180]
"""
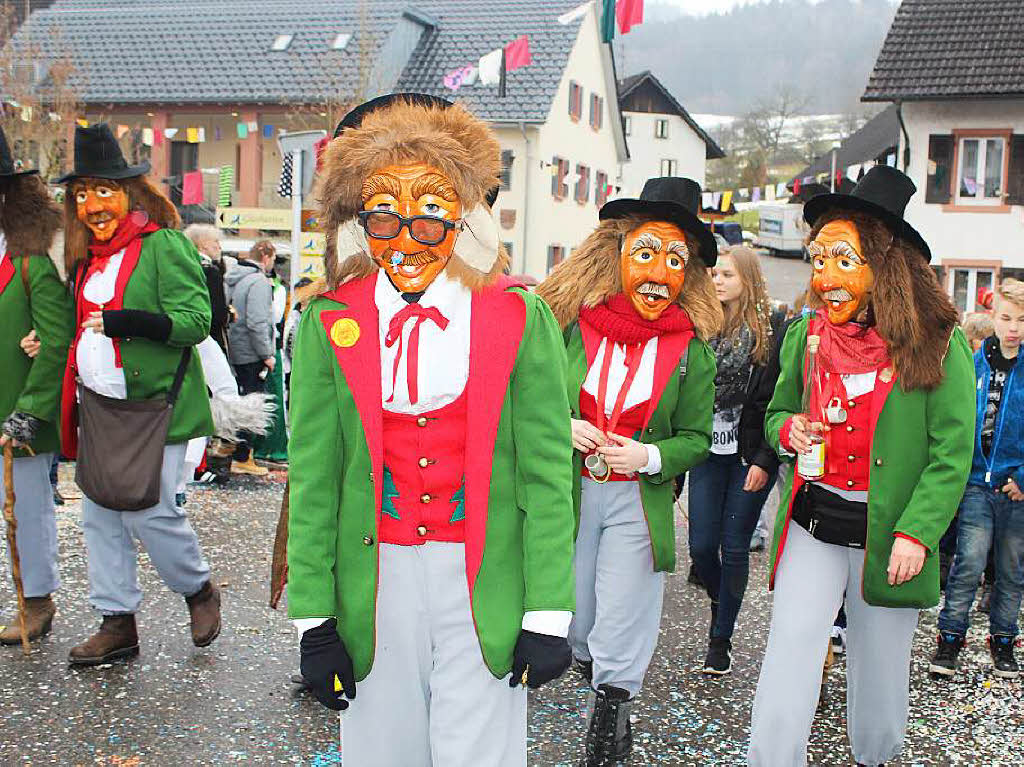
[574, 657, 594, 683]
[749, 534, 766, 552]
[928, 632, 964, 677]
[830, 626, 846, 656]
[703, 637, 732, 675]
[977, 582, 992, 614]
[988, 635, 1020, 679]
[175, 492, 186, 507]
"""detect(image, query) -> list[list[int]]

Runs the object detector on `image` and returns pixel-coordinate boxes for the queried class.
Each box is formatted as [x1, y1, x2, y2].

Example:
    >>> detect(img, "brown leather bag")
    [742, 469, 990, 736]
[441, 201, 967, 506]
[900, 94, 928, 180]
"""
[75, 349, 191, 511]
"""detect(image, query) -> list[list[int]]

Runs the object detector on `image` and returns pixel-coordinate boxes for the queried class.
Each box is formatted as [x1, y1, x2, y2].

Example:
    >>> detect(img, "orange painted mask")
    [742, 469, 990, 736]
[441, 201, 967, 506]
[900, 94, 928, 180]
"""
[809, 219, 874, 325]
[74, 179, 130, 242]
[360, 162, 462, 294]
[620, 221, 689, 321]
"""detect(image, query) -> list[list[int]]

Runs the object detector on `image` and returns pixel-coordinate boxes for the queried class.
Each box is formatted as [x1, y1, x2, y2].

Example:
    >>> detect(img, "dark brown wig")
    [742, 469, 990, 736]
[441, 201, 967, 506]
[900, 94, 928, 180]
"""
[63, 175, 180, 274]
[808, 209, 958, 391]
[0, 174, 62, 257]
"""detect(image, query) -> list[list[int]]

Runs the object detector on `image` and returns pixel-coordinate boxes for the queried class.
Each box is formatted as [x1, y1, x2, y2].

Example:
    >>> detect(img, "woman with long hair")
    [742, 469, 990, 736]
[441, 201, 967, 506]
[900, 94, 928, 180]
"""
[688, 245, 779, 675]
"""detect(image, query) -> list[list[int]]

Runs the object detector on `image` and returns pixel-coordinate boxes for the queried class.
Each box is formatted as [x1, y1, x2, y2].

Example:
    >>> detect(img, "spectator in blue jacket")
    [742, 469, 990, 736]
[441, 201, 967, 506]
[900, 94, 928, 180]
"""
[930, 279, 1024, 679]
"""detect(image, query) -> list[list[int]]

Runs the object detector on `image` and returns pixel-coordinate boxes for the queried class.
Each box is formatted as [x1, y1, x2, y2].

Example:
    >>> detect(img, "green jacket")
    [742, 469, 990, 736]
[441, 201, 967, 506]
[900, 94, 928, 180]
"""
[73, 229, 214, 445]
[0, 253, 74, 456]
[765, 316, 976, 608]
[565, 322, 715, 573]
[287, 275, 576, 681]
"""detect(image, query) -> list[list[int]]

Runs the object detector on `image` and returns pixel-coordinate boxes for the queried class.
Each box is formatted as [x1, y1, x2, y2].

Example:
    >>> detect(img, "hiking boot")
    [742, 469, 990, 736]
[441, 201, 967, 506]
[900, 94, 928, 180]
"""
[582, 684, 632, 766]
[703, 636, 732, 675]
[68, 615, 139, 665]
[988, 635, 1019, 679]
[574, 657, 594, 683]
[977, 582, 992, 614]
[186, 581, 222, 647]
[0, 595, 56, 645]
[231, 456, 268, 476]
[928, 632, 964, 677]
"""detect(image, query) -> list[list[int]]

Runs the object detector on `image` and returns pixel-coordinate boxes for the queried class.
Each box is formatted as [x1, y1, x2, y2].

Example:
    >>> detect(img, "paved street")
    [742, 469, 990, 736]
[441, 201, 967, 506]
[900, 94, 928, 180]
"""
[755, 249, 811, 307]
[1, 468, 1022, 766]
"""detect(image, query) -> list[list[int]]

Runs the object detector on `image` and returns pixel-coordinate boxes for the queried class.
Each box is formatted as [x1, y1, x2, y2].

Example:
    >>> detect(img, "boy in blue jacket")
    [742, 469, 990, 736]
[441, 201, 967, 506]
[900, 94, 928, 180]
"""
[930, 279, 1024, 679]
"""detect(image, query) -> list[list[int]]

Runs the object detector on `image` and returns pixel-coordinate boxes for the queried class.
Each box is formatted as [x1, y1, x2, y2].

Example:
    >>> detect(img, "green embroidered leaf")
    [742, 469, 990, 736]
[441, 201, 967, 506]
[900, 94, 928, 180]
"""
[449, 481, 466, 523]
[382, 466, 401, 520]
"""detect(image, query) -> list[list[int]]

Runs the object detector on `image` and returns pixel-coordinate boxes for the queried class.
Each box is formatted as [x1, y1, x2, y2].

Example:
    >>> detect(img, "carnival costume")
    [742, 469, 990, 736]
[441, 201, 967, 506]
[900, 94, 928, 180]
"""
[0, 127, 74, 645]
[747, 166, 976, 766]
[287, 94, 576, 766]
[537, 176, 720, 766]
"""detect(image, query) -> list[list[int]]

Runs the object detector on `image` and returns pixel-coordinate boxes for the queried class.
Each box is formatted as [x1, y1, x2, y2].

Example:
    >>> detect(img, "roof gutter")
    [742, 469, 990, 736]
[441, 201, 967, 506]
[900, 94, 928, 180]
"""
[896, 100, 910, 172]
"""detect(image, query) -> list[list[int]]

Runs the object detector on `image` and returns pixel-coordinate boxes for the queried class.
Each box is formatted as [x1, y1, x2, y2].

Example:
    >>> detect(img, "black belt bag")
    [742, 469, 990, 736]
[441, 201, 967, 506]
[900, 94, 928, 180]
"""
[75, 348, 191, 512]
[791, 482, 868, 549]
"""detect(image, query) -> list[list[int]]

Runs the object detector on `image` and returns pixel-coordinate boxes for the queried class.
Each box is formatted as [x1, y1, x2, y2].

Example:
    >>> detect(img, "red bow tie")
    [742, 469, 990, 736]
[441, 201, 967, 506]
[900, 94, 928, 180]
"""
[385, 302, 449, 404]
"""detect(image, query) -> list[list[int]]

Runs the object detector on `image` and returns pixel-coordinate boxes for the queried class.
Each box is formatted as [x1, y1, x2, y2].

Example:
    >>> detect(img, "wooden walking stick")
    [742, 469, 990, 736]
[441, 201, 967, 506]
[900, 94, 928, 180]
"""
[2, 443, 31, 654]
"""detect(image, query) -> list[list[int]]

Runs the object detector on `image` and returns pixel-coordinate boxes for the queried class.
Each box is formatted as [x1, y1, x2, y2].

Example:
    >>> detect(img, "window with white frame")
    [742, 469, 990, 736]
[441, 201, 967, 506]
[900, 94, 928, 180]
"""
[659, 159, 678, 177]
[655, 119, 669, 139]
[957, 137, 1005, 203]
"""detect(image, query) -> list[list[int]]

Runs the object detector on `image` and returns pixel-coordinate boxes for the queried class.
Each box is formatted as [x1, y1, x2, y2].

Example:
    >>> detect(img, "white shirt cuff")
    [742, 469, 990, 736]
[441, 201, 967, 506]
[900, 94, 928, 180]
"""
[640, 443, 662, 475]
[293, 617, 330, 640]
[521, 610, 573, 638]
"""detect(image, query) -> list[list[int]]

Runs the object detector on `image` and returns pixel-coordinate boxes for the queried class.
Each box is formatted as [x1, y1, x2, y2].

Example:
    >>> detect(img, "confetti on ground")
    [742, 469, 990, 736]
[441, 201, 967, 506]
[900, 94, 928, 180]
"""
[0, 470, 1020, 764]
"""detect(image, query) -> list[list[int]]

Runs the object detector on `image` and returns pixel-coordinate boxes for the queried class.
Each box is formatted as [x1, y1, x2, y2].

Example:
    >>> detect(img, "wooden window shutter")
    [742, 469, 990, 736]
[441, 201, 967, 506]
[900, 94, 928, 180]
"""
[1007, 135, 1024, 205]
[500, 149, 513, 190]
[551, 156, 560, 197]
[925, 134, 954, 204]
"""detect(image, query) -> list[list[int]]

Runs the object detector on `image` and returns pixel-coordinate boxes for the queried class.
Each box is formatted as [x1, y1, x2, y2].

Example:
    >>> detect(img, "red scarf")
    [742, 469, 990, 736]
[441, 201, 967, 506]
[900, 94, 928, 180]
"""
[579, 292, 694, 346]
[87, 210, 159, 262]
[807, 309, 892, 422]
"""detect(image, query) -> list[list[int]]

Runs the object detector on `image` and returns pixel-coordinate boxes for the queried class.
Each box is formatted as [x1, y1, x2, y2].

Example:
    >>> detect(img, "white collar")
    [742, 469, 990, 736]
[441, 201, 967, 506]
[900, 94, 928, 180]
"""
[373, 267, 469, 319]
[0, 229, 7, 260]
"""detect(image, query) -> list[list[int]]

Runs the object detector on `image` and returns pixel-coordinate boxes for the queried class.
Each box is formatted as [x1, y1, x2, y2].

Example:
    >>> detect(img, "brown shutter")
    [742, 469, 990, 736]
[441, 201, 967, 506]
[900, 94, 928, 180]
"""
[1007, 135, 1024, 205]
[925, 134, 954, 204]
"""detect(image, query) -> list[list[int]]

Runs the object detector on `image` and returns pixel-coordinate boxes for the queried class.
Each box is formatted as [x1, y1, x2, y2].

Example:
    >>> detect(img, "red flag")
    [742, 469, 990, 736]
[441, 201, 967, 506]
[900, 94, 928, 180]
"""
[617, 0, 644, 34]
[793, 177, 802, 195]
[313, 136, 330, 172]
[182, 170, 204, 205]
[504, 35, 531, 72]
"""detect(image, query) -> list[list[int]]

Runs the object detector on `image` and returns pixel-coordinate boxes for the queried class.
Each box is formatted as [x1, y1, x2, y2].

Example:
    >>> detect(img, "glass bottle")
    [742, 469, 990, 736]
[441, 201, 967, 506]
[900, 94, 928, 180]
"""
[797, 334, 826, 480]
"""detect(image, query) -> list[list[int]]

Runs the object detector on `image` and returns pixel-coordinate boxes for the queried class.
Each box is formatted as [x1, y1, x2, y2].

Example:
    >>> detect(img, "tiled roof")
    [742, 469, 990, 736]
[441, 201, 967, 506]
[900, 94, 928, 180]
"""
[618, 70, 725, 159]
[10, 0, 587, 121]
[791, 105, 899, 184]
[863, 0, 1024, 101]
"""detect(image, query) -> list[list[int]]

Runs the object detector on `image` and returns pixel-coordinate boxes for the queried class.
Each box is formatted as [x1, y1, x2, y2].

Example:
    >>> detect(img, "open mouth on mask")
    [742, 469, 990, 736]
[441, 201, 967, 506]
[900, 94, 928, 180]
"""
[636, 281, 670, 306]
[383, 248, 440, 278]
[88, 212, 116, 232]
[821, 288, 854, 309]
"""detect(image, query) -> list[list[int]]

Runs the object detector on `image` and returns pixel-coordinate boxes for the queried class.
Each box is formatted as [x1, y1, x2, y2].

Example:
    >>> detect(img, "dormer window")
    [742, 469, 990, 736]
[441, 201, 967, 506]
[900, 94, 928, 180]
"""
[332, 33, 352, 50]
[271, 34, 294, 52]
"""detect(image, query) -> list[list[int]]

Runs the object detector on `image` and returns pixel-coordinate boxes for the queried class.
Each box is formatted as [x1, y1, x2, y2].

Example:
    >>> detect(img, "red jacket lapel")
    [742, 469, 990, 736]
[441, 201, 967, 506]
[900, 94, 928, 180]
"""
[464, 278, 526, 591]
[0, 255, 13, 296]
[320, 276, 384, 514]
[644, 330, 693, 428]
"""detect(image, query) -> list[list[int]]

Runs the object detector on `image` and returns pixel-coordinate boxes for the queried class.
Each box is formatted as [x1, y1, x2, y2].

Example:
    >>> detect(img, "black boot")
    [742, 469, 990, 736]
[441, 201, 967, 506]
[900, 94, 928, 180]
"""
[581, 684, 632, 766]
[574, 656, 594, 683]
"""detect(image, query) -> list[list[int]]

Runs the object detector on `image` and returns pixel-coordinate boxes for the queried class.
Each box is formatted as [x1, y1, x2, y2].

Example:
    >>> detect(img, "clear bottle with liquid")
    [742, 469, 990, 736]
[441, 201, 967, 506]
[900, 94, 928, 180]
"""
[797, 334, 826, 480]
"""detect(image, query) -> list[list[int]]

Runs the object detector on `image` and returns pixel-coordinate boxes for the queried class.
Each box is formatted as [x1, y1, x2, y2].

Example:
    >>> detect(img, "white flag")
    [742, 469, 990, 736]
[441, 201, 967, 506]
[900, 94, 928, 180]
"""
[558, 1, 593, 25]
[766, 184, 776, 201]
[478, 48, 503, 86]
[776, 182, 787, 198]
[701, 192, 713, 209]
[738, 188, 748, 198]
[847, 164, 861, 181]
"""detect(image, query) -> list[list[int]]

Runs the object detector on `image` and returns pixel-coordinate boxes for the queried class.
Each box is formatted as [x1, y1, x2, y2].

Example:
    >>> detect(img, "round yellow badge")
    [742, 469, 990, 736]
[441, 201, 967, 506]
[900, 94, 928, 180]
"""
[330, 318, 360, 348]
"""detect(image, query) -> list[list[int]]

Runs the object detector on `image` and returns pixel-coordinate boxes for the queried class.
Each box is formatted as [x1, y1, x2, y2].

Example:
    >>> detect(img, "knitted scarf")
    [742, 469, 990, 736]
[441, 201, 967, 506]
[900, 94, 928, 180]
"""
[579, 292, 694, 345]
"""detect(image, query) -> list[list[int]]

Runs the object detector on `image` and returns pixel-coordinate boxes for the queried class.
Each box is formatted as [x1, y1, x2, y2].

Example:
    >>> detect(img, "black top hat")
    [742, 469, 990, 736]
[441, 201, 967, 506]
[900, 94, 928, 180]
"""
[334, 93, 454, 138]
[600, 177, 718, 266]
[0, 126, 39, 178]
[55, 123, 150, 184]
[803, 165, 931, 261]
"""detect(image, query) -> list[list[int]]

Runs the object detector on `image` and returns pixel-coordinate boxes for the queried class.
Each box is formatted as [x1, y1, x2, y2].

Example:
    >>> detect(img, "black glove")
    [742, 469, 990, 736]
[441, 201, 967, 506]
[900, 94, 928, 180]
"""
[299, 618, 356, 711]
[509, 629, 572, 689]
[1, 412, 41, 446]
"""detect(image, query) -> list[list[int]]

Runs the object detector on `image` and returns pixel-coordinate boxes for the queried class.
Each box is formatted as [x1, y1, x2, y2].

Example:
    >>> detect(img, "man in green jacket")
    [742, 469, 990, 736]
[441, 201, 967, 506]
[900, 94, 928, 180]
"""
[0, 127, 74, 646]
[747, 167, 975, 767]
[288, 94, 575, 766]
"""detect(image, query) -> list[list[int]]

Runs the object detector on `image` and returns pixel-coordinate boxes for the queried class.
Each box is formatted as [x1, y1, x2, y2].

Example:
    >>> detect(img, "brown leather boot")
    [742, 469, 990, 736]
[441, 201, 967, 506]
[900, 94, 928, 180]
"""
[186, 581, 221, 647]
[68, 615, 139, 665]
[0, 595, 56, 645]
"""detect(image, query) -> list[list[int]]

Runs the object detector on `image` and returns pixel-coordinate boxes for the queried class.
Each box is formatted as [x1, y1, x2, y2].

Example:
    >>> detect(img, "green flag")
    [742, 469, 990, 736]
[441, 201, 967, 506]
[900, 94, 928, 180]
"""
[600, 0, 616, 43]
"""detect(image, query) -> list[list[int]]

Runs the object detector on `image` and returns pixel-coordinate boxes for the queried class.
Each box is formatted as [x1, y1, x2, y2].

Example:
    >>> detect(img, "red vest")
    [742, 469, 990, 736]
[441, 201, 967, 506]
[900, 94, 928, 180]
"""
[378, 392, 468, 545]
[819, 387, 873, 493]
[579, 389, 648, 482]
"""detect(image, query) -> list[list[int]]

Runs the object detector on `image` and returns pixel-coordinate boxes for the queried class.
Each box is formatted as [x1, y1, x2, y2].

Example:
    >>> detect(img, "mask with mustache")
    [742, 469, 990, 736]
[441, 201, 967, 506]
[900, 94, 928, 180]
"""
[74, 179, 130, 242]
[362, 162, 461, 294]
[809, 219, 874, 325]
[620, 221, 689, 321]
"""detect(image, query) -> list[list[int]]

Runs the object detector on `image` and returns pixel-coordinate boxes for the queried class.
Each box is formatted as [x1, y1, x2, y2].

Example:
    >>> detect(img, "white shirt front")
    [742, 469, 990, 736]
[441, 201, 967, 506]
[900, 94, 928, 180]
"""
[375, 269, 471, 415]
[0, 229, 7, 258]
[76, 250, 128, 399]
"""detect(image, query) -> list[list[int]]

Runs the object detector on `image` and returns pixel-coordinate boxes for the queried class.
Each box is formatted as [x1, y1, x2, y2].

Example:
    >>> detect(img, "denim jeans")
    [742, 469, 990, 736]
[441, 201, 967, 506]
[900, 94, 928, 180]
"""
[938, 484, 1024, 638]
[688, 451, 777, 640]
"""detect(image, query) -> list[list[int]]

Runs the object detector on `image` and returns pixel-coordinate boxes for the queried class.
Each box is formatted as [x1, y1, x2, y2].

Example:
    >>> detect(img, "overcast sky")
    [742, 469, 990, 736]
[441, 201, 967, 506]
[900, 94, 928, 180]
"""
[654, 0, 818, 15]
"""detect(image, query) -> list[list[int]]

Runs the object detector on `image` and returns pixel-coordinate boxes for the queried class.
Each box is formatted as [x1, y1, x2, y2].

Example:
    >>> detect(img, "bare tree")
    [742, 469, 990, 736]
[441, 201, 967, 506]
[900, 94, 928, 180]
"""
[739, 85, 809, 166]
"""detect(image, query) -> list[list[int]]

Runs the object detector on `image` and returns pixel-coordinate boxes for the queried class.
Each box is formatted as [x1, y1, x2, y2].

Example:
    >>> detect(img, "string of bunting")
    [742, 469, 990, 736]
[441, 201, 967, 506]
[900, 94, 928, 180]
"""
[700, 160, 882, 213]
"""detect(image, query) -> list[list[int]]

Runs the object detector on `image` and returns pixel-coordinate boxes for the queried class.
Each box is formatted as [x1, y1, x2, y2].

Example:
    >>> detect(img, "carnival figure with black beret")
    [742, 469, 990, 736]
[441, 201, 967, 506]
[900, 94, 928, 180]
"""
[747, 166, 976, 766]
[286, 94, 576, 766]
[0, 126, 74, 647]
[58, 124, 221, 666]
[537, 176, 721, 766]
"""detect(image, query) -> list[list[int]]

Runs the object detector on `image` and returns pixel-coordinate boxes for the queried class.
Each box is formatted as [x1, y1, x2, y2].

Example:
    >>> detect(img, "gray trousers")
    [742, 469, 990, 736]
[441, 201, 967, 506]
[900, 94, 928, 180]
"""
[748, 522, 919, 767]
[1, 453, 60, 598]
[569, 478, 665, 697]
[341, 542, 527, 767]
[81, 443, 210, 615]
